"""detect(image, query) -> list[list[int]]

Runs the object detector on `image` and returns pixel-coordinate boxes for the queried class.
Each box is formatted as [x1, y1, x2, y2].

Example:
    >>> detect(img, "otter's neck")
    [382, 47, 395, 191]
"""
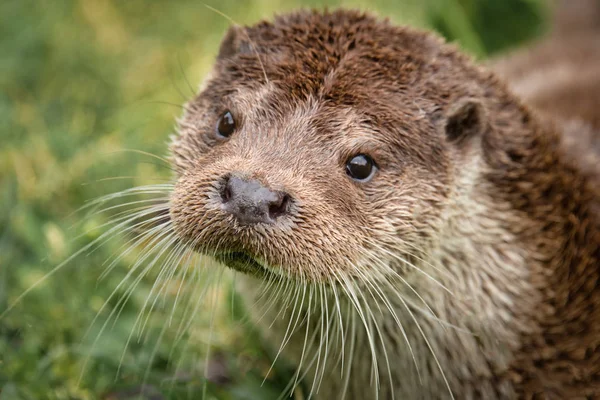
[480, 118, 600, 396]
[445, 114, 600, 396]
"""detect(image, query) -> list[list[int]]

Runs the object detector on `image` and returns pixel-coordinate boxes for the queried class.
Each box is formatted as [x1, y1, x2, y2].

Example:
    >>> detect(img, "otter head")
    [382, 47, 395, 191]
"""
[168, 10, 501, 290]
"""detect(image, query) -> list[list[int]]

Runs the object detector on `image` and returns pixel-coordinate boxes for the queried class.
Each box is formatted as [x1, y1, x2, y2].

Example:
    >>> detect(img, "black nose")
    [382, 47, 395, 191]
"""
[219, 175, 291, 224]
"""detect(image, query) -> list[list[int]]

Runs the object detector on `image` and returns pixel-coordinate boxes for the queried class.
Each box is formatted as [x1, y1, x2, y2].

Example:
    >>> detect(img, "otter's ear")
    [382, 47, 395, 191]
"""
[217, 25, 252, 60]
[444, 99, 487, 144]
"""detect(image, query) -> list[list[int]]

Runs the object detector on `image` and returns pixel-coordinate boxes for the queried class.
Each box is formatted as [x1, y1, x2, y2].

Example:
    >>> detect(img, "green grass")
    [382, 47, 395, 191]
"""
[1, 0, 549, 398]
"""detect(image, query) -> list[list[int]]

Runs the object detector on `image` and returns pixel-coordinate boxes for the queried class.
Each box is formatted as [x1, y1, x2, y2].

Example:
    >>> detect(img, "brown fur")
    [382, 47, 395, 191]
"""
[168, 9, 600, 399]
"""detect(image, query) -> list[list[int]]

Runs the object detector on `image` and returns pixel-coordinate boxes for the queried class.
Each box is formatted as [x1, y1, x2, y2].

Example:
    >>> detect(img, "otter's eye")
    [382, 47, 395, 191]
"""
[216, 110, 236, 138]
[346, 154, 377, 181]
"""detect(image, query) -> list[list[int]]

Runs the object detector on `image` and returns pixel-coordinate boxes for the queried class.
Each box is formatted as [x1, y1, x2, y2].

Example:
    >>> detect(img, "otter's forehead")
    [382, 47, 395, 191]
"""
[211, 10, 462, 104]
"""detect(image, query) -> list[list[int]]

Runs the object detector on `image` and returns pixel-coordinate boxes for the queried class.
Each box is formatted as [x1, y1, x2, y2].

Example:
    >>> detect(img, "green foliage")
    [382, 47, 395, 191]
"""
[0, 0, 547, 398]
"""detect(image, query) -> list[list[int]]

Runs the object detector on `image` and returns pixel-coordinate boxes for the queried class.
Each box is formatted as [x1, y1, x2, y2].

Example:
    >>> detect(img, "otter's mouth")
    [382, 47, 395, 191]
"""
[215, 251, 268, 275]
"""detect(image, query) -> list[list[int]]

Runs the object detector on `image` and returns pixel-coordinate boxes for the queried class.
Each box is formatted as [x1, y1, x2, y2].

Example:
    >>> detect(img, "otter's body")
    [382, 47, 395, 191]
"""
[168, 8, 599, 399]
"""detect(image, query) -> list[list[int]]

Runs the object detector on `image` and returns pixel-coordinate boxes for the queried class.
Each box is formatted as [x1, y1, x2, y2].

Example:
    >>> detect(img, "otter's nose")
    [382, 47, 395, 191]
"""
[219, 176, 290, 225]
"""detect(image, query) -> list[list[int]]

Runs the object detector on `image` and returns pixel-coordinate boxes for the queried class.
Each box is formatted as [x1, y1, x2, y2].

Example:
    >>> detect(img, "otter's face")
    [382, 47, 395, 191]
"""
[169, 11, 487, 284]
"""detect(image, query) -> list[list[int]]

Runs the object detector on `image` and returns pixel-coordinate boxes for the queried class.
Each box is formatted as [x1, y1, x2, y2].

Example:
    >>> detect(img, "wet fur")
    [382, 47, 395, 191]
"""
[168, 9, 600, 399]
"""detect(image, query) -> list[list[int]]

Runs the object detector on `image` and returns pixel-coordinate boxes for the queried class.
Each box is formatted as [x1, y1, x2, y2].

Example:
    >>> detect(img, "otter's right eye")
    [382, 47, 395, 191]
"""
[216, 110, 236, 138]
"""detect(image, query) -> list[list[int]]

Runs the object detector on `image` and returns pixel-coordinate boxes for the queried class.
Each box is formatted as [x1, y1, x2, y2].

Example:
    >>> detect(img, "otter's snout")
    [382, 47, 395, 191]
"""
[219, 175, 291, 225]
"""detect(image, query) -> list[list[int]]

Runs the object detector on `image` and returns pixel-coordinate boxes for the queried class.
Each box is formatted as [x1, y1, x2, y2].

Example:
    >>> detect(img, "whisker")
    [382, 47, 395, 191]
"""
[265, 282, 309, 386]
[328, 277, 346, 376]
[397, 289, 456, 400]
[87, 225, 176, 337]
[78, 227, 176, 384]
[335, 272, 380, 391]
[339, 299, 357, 399]
[72, 183, 173, 218]
[94, 209, 173, 279]
[168, 62, 192, 104]
[135, 240, 189, 339]
[103, 148, 172, 167]
[345, 266, 395, 400]
[363, 226, 456, 282]
[365, 239, 454, 295]
[349, 258, 422, 387]
[293, 284, 314, 391]
[172, 258, 221, 345]
[201, 267, 226, 399]
[80, 197, 169, 225]
[115, 238, 189, 378]
[104, 229, 179, 334]
[177, 52, 196, 96]
[143, 99, 194, 115]
[168, 249, 196, 327]
[0, 201, 167, 320]
[80, 176, 171, 185]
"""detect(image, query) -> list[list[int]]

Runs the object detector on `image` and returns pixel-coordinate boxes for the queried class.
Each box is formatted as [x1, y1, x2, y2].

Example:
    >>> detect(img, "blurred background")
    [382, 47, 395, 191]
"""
[1, 0, 549, 399]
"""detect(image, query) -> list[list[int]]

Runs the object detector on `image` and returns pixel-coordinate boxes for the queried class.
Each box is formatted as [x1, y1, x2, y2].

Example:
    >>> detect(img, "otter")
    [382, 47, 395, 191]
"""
[167, 8, 599, 400]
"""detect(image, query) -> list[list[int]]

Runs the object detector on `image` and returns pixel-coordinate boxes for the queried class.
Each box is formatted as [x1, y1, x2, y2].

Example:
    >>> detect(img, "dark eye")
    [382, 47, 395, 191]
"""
[216, 110, 236, 138]
[346, 154, 377, 181]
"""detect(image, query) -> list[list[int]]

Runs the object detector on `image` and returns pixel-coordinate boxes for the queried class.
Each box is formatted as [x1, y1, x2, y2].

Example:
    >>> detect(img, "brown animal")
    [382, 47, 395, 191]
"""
[168, 6, 600, 399]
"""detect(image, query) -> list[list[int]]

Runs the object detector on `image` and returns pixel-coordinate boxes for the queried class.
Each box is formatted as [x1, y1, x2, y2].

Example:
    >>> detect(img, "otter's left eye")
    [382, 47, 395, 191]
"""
[216, 110, 236, 138]
[346, 154, 377, 181]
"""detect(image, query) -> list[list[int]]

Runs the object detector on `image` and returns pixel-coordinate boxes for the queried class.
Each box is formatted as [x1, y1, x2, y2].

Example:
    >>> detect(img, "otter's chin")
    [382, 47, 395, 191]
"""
[215, 251, 270, 276]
